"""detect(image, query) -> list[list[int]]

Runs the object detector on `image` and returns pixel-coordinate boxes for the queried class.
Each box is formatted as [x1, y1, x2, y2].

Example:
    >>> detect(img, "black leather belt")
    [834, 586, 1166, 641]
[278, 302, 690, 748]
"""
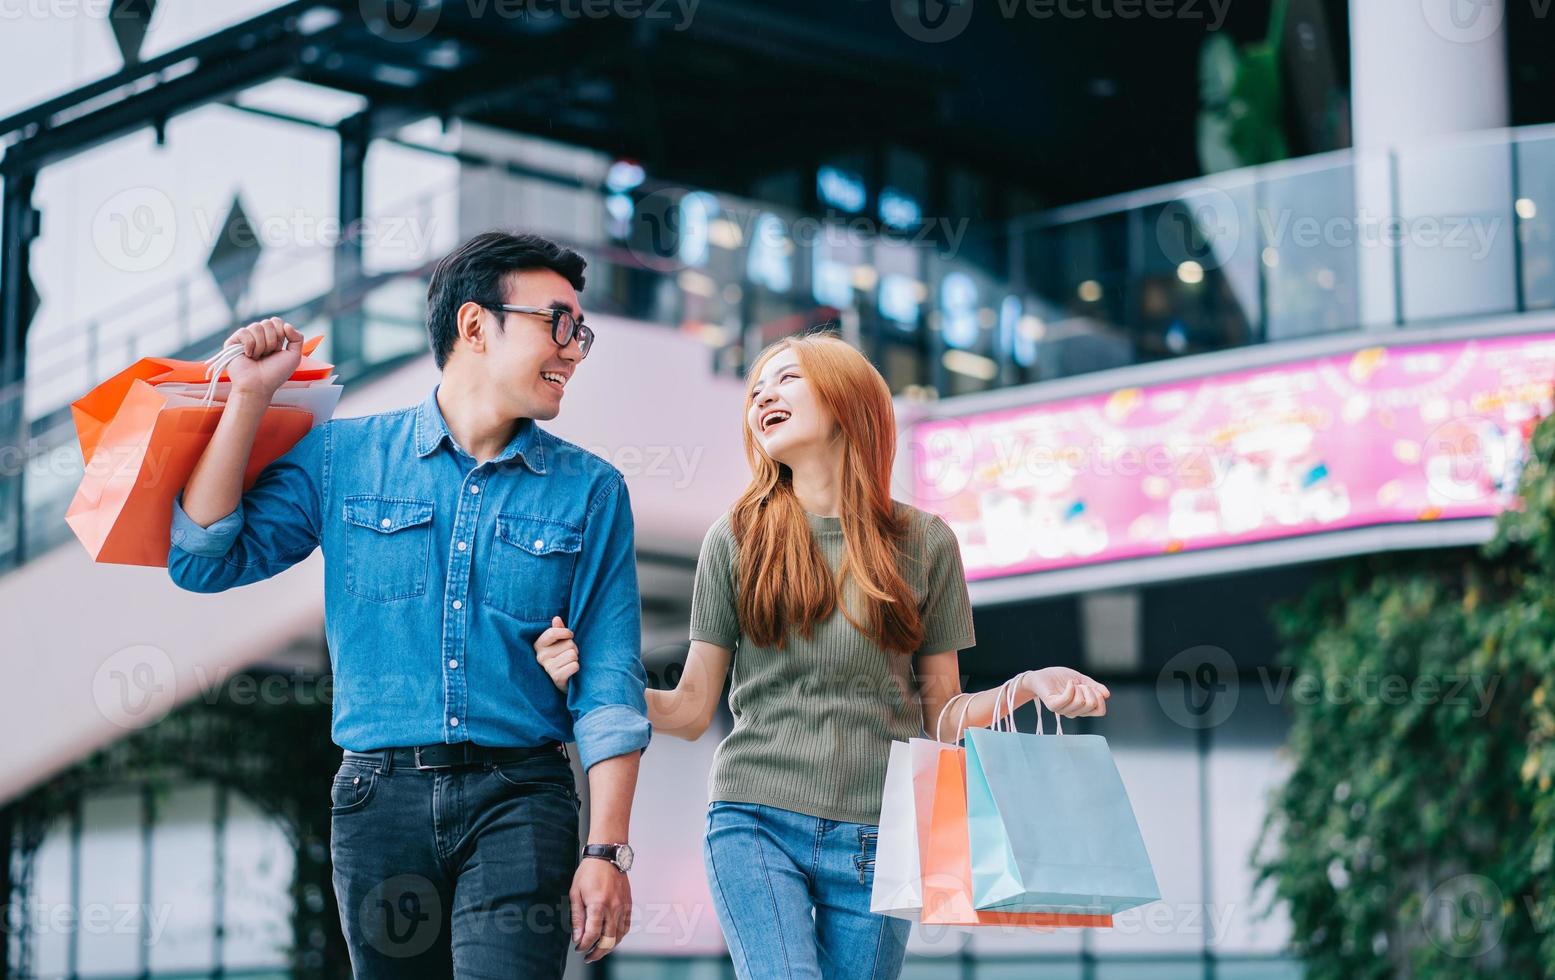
[350, 742, 567, 771]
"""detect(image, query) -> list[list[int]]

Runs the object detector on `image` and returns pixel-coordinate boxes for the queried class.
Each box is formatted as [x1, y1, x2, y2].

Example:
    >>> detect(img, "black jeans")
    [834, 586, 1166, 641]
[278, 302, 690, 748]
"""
[329, 747, 580, 979]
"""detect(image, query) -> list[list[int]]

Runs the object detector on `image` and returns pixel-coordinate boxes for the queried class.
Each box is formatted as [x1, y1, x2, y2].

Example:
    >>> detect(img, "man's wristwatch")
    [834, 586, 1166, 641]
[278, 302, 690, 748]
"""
[581, 842, 634, 873]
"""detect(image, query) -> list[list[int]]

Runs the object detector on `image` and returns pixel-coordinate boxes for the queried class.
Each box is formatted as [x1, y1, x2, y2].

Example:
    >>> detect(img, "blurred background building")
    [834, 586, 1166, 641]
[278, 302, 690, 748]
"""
[1, 0, 1551, 976]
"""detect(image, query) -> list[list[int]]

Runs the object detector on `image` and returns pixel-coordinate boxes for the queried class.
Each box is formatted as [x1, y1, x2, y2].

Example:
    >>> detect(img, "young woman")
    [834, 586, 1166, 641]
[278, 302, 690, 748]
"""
[536, 333, 1112, 979]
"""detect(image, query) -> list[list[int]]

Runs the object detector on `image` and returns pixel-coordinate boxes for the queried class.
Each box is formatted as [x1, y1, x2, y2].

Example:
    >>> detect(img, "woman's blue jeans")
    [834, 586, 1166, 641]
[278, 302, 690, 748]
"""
[703, 801, 911, 979]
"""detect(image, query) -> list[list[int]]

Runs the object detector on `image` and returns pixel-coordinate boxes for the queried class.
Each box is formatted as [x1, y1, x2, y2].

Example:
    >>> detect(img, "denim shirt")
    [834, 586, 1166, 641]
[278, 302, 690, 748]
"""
[167, 384, 651, 772]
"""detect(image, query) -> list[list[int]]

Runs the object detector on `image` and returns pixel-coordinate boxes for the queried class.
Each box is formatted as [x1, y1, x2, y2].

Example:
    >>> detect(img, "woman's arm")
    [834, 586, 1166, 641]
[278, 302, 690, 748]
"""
[645, 640, 732, 740]
[537, 626, 732, 741]
[916, 651, 1111, 743]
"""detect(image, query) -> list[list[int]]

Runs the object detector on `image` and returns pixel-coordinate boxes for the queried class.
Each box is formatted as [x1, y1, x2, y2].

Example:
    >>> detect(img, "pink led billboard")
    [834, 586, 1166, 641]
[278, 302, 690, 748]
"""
[911, 334, 1555, 582]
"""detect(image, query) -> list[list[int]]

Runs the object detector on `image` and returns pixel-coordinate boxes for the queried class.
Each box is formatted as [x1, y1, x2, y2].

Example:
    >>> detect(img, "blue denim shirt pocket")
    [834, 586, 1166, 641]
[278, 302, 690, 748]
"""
[485, 513, 583, 621]
[342, 495, 435, 602]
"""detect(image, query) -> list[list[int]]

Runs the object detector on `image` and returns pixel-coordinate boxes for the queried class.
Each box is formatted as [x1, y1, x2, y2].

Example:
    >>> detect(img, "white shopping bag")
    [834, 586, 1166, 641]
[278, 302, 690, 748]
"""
[871, 741, 919, 918]
[155, 379, 343, 429]
[870, 738, 948, 919]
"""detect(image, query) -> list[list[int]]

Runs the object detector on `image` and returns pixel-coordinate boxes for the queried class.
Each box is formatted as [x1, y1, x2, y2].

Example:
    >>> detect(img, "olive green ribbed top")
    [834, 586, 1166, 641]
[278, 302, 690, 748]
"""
[689, 503, 976, 824]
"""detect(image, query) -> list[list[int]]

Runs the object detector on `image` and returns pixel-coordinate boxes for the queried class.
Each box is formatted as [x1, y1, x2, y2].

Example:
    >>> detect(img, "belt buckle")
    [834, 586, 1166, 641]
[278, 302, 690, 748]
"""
[413, 746, 449, 771]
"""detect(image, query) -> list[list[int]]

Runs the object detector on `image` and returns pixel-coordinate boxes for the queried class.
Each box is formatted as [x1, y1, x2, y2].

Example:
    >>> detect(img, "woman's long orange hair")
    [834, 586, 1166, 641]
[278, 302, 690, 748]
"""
[731, 334, 924, 654]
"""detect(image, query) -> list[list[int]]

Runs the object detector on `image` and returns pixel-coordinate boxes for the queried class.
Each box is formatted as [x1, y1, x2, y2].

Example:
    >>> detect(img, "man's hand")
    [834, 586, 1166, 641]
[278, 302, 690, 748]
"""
[221, 317, 304, 399]
[536, 616, 579, 691]
[1021, 666, 1110, 717]
[570, 855, 631, 963]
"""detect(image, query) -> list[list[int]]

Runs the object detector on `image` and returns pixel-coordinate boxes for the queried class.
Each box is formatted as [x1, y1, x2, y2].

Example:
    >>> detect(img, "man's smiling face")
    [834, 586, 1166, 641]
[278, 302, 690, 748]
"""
[482, 268, 586, 422]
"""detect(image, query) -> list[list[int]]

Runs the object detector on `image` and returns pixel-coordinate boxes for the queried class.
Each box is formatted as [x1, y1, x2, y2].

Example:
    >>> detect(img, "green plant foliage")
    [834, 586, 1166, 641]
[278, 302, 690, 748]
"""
[1257, 413, 1555, 977]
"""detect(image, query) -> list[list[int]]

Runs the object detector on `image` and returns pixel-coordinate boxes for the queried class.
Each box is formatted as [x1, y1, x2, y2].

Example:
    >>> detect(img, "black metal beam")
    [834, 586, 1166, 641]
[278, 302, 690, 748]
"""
[1, 31, 317, 177]
[332, 109, 371, 374]
[0, 1, 320, 142]
[0, 173, 38, 568]
[0, 176, 35, 388]
[0, 803, 12, 980]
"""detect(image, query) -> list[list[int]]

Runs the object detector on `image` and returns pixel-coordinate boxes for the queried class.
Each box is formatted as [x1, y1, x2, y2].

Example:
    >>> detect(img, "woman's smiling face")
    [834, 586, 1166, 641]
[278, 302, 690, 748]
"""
[746, 348, 835, 465]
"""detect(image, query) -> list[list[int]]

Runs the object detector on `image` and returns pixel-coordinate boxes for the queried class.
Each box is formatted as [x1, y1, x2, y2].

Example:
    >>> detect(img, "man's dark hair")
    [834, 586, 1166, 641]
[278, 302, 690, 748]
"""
[425, 231, 587, 369]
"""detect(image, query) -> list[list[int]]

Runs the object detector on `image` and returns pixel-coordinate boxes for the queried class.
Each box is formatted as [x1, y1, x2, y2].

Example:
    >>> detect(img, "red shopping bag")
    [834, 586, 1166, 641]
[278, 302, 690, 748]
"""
[65, 335, 334, 567]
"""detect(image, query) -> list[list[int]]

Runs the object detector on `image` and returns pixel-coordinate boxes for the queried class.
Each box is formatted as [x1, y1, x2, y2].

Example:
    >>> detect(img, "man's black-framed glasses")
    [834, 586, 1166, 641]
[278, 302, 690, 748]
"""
[488, 304, 594, 358]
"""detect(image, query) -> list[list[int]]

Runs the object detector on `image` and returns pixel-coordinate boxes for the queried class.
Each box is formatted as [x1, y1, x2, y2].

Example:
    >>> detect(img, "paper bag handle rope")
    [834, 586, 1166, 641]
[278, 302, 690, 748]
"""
[933, 689, 981, 745]
[200, 337, 294, 406]
[992, 676, 1064, 737]
[935, 671, 1077, 744]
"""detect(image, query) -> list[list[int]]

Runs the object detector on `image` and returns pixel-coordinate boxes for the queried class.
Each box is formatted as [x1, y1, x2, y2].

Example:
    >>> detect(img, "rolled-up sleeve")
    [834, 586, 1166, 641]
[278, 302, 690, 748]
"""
[169, 498, 246, 558]
[565, 475, 651, 771]
[167, 421, 329, 593]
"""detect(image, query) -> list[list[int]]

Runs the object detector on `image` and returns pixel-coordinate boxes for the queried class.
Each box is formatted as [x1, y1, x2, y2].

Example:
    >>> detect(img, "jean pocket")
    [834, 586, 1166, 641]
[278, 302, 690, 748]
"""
[854, 827, 879, 885]
[483, 514, 583, 621]
[490, 765, 579, 806]
[343, 495, 434, 602]
[330, 766, 379, 815]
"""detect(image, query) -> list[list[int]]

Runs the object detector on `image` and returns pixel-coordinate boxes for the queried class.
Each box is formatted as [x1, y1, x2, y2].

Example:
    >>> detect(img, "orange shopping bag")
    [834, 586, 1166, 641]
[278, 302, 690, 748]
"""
[919, 742, 1113, 929]
[65, 335, 335, 567]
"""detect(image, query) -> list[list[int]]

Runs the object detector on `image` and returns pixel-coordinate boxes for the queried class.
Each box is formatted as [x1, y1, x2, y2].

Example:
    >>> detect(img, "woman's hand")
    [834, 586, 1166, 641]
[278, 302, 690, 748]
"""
[535, 616, 579, 691]
[1020, 666, 1110, 717]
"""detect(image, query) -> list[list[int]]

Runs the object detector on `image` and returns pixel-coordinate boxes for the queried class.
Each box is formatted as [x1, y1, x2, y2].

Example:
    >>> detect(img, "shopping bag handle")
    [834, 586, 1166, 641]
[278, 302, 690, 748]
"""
[933, 689, 980, 745]
[200, 334, 319, 406]
[934, 676, 1070, 744]
[992, 677, 1064, 736]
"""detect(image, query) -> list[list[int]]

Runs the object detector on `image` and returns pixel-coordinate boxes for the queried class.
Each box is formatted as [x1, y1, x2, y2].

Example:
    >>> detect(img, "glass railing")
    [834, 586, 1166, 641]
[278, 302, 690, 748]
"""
[995, 124, 1555, 388]
[522, 123, 1555, 404]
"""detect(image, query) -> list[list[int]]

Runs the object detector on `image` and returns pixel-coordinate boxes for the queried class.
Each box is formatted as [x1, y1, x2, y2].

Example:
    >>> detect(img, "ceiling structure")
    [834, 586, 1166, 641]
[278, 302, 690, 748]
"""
[0, 0, 1352, 212]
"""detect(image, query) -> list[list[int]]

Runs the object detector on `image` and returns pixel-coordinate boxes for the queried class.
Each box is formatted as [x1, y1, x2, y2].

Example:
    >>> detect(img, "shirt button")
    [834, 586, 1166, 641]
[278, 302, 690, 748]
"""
[448, 659, 458, 669]
[469, 485, 480, 495]
[452, 599, 463, 610]
[450, 717, 459, 727]
[457, 541, 467, 551]
[380, 518, 392, 528]
[534, 539, 544, 549]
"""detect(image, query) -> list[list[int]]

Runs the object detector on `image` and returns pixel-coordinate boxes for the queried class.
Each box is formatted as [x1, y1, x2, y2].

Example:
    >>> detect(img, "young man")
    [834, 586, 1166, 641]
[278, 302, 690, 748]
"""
[168, 231, 649, 978]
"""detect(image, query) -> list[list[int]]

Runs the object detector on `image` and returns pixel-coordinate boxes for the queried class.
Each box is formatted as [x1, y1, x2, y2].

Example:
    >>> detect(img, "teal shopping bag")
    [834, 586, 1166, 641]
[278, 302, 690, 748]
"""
[964, 699, 1159, 916]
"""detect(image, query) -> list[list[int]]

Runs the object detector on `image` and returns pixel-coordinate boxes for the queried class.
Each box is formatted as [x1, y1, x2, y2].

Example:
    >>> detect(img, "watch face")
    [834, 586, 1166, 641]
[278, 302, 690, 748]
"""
[615, 843, 634, 872]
